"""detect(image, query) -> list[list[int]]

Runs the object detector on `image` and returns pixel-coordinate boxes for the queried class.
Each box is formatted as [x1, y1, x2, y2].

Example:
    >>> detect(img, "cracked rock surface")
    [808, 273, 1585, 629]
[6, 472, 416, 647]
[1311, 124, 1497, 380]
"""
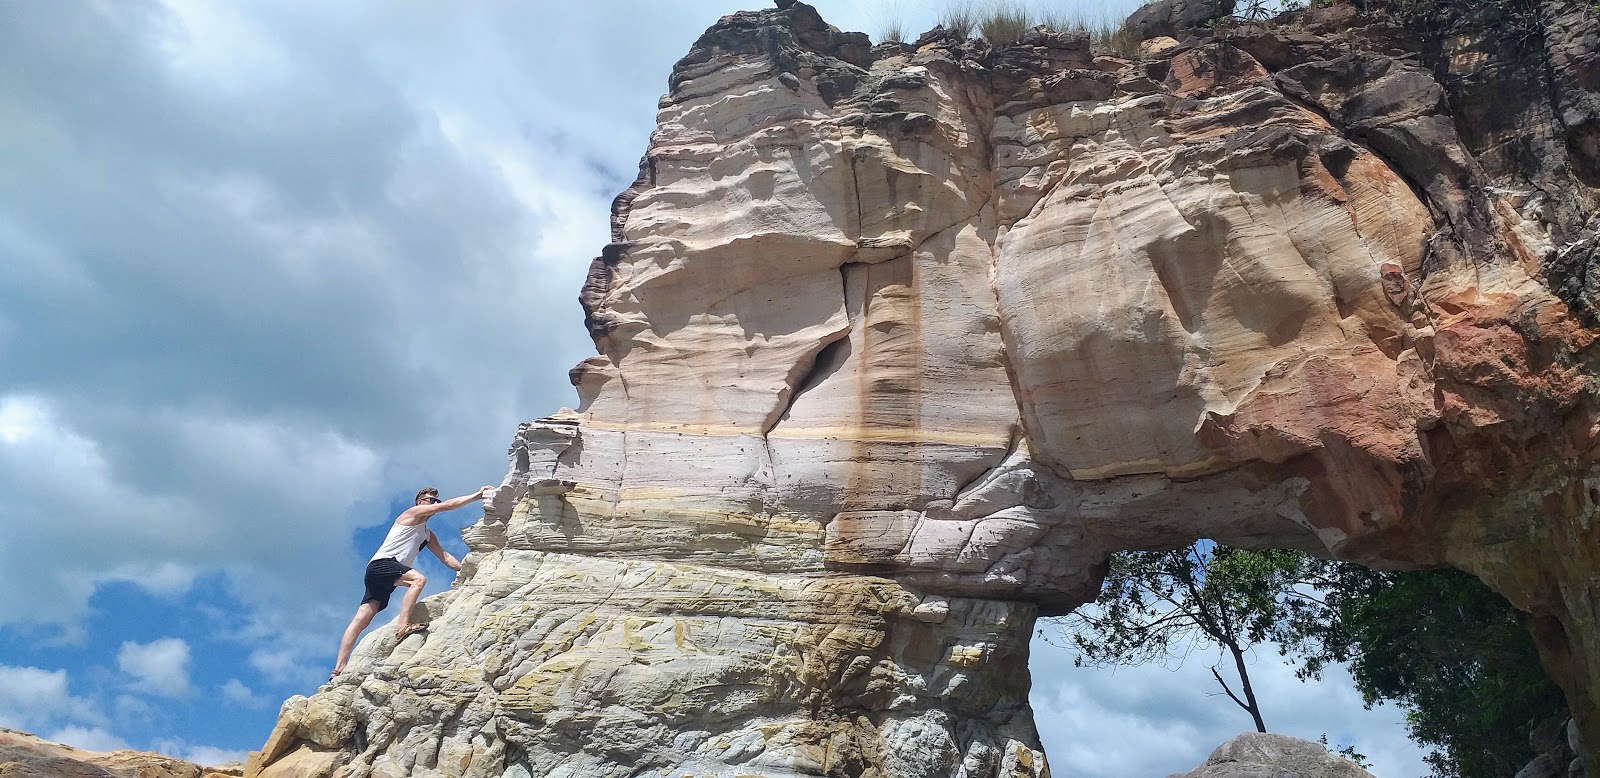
[250, 2, 1600, 776]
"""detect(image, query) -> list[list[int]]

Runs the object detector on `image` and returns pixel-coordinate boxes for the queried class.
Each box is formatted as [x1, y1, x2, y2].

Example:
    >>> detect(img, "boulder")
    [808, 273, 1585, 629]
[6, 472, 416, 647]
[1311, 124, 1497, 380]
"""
[1125, 0, 1237, 41]
[1170, 732, 1375, 778]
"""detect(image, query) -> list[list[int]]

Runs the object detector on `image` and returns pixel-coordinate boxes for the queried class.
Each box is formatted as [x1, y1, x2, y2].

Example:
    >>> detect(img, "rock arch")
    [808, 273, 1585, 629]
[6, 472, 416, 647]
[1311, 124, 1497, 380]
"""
[249, 3, 1600, 776]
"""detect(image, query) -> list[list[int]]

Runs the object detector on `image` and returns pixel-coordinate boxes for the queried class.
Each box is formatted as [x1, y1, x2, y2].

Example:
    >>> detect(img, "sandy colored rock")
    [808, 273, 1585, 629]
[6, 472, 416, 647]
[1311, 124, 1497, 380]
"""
[250, 1, 1600, 776]
[1139, 36, 1183, 57]
[1168, 732, 1375, 778]
[0, 728, 240, 778]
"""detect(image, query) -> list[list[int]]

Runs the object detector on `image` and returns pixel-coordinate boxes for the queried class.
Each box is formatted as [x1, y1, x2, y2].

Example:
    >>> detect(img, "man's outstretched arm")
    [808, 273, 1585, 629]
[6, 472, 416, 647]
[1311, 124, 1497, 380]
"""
[398, 485, 492, 524]
[425, 531, 462, 572]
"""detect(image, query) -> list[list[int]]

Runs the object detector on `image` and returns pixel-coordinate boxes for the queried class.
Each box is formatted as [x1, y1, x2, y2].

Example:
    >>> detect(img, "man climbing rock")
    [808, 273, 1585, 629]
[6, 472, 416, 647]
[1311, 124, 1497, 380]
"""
[331, 485, 491, 677]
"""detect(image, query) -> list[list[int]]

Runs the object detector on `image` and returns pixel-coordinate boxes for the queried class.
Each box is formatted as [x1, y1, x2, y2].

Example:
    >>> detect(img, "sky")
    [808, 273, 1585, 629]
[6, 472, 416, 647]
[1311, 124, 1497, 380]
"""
[0, 0, 1431, 774]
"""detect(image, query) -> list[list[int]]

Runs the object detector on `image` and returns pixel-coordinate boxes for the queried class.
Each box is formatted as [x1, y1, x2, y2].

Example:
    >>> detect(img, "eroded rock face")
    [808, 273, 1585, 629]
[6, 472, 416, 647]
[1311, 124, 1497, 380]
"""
[251, 2, 1600, 776]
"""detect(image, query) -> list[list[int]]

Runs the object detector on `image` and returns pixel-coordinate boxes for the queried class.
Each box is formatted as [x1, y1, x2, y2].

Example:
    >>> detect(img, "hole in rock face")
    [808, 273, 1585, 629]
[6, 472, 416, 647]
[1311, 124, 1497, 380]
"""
[1029, 538, 1569, 776]
[1588, 487, 1599, 507]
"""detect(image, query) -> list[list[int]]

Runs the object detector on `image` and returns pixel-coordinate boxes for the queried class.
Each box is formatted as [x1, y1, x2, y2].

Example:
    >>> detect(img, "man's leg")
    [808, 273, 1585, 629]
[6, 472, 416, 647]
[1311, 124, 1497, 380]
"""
[393, 569, 428, 637]
[333, 601, 381, 676]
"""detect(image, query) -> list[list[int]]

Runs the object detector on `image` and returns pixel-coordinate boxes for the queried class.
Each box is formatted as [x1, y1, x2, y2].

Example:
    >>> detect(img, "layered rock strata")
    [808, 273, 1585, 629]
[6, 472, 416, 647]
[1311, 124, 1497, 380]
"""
[251, 1, 1600, 776]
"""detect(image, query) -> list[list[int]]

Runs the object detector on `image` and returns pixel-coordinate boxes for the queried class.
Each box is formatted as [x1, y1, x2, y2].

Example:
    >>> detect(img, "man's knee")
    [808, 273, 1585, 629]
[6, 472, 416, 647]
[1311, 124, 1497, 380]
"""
[401, 571, 426, 588]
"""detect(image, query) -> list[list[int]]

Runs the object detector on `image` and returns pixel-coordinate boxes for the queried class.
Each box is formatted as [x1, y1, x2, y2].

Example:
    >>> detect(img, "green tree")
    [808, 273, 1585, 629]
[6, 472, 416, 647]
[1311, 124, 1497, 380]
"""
[1058, 542, 1318, 732]
[1276, 564, 1568, 778]
[1057, 543, 1567, 776]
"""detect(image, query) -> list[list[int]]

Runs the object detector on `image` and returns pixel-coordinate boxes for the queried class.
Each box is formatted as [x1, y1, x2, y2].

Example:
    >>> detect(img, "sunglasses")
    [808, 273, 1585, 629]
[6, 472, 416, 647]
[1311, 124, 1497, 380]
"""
[420, 496, 441, 504]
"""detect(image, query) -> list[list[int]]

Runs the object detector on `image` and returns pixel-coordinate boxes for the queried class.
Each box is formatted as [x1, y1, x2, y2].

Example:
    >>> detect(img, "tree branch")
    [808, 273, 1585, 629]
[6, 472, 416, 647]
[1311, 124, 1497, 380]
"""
[1210, 666, 1250, 712]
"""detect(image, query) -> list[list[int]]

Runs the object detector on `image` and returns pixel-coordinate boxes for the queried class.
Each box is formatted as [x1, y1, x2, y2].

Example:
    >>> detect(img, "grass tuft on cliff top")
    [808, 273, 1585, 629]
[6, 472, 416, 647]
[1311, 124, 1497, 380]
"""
[921, 0, 1134, 53]
[978, 1, 1033, 44]
[941, 0, 981, 39]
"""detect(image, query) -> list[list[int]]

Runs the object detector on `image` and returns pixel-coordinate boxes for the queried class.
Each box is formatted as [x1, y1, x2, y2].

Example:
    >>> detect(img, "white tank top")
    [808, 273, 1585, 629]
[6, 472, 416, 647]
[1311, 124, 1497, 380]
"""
[370, 522, 432, 566]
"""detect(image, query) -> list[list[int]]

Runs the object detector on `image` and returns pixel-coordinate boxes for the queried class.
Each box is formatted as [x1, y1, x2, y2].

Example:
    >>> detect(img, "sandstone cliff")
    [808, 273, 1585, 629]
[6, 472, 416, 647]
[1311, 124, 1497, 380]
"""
[250, 1, 1600, 776]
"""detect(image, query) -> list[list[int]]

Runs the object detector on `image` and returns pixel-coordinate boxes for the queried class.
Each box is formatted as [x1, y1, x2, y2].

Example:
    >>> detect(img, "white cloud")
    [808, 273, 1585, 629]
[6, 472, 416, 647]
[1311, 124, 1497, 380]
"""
[0, 0, 579, 667]
[0, 0, 1026, 679]
[45, 726, 130, 753]
[220, 678, 268, 708]
[0, 395, 50, 445]
[151, 736, 249, 767]
[0, 665, 71, 729]
[117, 638, 192, 697]
[184, 744, 250, 766]
[0, 393, 387, 639]
[106, 562, 198, 597]
[0, 664, 101, 733]
[1028, 632, 1433, 777]
[113, 694, 155, 724]
[157, 0, 296, 89]
[0, 0, 1467, 767]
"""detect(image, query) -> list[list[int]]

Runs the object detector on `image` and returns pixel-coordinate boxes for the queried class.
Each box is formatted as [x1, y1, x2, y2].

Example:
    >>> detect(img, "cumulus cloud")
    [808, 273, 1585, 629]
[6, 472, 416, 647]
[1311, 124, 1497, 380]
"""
[4, 0, 1438, 768]
[152, 737, 249, 767]
[118, 638, 192, 698]
[1028, 634, 1431, 777]
[0, 665, 99, 732]
[113, 694, 156, 725]
[0, 0, 601, 666]
[184, 744, 250, 766]
[220, 678, 268, 709]
[0, 0, 1075, 681]
[48, 726, 133, 753]
[0, 391, 382, 646]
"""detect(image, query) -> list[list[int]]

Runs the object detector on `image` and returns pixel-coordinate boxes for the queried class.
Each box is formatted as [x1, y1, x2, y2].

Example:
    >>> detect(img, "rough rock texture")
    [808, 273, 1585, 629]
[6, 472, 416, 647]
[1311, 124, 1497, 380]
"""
[1518, 716, 1589, 777]
[1167, 732, 1374, 778]
[0, 728, 241, 778]
[250, 1, 1600, 776]
[1125, 0, 1235, 42]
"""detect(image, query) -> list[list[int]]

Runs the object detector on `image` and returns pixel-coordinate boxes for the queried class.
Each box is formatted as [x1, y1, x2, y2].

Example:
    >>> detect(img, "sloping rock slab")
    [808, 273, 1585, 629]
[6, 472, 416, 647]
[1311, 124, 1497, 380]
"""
[1169, 732, 1375, 778]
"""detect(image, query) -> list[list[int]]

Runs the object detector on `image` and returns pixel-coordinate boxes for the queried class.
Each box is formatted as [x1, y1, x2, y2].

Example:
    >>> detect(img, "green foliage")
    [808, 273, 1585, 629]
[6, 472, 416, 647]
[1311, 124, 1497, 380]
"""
[979, 1, 1034, 45]
[1357, 0, 1544, 47]
[877, 18, 907, 44]
[1058, 543, 1566, 775]
[1236, 0, 1279, 20]
[872, 0, 908, 44]
[940, 0, 979, 39]
[1059, 543, 1319, 731]
[1067, 544, 1313, 667]
[1317, 734, 1371, 769]
[1038, 5, 1135, 56]
[929, 1, 1130, 54]
[1277, 566, 1567, 778]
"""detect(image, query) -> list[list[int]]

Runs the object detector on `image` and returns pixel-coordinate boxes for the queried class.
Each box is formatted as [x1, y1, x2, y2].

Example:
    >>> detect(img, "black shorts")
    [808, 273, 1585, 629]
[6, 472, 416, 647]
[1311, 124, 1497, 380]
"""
[362, 558, 412, 611]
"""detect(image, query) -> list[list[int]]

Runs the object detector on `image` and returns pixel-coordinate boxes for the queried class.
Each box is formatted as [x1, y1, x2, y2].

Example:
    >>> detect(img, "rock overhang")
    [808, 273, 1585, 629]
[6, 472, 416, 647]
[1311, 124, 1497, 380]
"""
[250, 2, 1600, 776]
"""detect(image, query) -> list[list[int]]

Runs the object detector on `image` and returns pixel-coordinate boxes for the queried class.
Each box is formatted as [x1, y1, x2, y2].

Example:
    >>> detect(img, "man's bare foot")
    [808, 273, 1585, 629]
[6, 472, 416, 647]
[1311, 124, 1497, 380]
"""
[330, 668, 342, 680]
[396, 623, 428, 640]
